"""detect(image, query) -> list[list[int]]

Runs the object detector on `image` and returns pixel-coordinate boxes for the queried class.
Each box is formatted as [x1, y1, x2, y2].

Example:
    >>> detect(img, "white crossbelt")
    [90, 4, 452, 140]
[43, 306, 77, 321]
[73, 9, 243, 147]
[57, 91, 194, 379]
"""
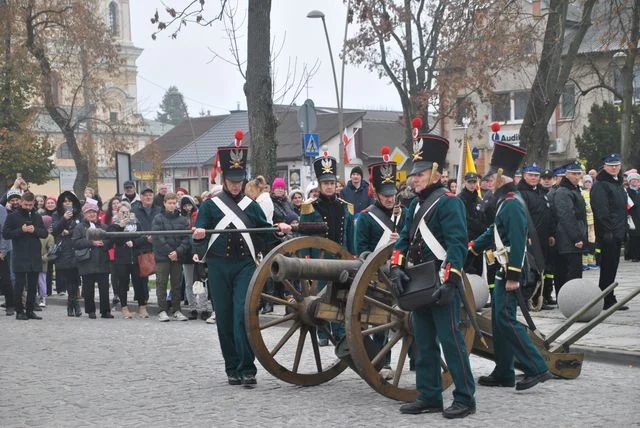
[367, 212, 393, 251]
[203, 196, 256, 260]
[412, 198, 447, 261]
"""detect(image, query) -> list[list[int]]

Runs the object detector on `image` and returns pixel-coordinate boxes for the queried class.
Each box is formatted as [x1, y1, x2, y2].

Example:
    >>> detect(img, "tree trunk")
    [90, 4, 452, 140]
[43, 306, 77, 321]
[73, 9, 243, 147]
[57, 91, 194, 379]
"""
[519, 0, 596, 165]
[620, 0, 640, 166]
[245, 0, 277, 182]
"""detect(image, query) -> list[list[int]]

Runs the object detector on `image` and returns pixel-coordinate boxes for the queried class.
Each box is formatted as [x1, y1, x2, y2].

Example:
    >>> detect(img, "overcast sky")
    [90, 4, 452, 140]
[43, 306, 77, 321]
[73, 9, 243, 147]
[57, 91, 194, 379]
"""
[129, 0, 403, 119]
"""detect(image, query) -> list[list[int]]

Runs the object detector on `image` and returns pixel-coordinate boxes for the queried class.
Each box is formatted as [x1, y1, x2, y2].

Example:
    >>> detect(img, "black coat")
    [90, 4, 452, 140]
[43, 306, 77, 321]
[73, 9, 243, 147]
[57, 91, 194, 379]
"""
[517, 180, 555, 242]
[550, 177, 587, 254]
[457, 187, 486, 240]
[627, 188, 640, 237]
[108, 221, 147, 265]
[590, 170, 628, 244]
[272, 195, 298, 224]
[72, 221, 112, 275]
[52, 191, 83, 270]
[132, 203, 161, 254]
[151, 210, 190, 263]
[2, 208, 48, 272]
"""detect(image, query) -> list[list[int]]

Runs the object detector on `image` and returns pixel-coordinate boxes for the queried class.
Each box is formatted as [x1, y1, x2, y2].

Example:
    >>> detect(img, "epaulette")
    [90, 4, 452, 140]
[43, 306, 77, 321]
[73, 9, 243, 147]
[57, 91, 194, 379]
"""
[301, 199, 316, 215]
[337, 198, 354, 216]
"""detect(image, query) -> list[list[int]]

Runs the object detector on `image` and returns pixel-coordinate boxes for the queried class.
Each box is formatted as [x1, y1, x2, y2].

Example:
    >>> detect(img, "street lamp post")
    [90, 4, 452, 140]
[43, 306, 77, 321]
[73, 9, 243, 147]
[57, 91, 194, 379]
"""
[307, 9, 346, 180]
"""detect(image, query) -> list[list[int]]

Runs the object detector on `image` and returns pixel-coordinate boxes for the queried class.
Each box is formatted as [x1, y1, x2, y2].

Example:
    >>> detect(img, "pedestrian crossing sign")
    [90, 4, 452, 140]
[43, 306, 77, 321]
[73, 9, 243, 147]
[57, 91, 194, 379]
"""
[304, 133, 320, 157]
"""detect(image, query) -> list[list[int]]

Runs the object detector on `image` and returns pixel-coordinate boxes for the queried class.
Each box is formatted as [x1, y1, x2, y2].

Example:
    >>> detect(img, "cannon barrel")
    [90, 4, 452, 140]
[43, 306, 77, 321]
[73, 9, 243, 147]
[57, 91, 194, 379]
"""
[270, 254, 362, 284]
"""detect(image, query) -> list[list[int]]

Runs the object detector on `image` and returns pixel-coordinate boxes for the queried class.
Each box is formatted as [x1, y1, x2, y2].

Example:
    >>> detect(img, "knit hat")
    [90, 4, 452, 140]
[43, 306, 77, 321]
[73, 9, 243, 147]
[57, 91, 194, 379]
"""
[46, 195, 57, 204]
[41, 215, 53, 230]
[272, 177, 286, 190]
[582, 175, 593, 183]
[6, 189, 21, 201]
[176, 187, 189, 195]
[627, 173, 640, 182]
[290, 188, 303, 199]
[82, 202, 99, 214]
[350, 166, 364, 177]
[305, 181, 319, 199]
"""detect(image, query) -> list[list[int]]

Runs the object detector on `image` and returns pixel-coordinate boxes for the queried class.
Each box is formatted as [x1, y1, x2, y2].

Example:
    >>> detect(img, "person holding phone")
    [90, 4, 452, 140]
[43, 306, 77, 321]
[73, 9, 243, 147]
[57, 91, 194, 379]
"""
[52, 191, 82, 316]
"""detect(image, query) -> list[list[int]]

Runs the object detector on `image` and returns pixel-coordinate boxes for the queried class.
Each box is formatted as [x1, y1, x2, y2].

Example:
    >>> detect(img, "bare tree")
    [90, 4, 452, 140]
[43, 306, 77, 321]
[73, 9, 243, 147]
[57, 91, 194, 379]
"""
[518, 0, 597, 165]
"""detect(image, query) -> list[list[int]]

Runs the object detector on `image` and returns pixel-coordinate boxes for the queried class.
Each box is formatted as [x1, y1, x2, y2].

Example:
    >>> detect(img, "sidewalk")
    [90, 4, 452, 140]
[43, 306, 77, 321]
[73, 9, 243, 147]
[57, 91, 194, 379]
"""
[39, 258, 640, 364]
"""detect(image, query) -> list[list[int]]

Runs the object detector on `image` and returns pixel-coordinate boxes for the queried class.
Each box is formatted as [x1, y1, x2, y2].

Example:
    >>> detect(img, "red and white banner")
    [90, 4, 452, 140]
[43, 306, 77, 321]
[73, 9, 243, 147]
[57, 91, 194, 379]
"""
[343, 128, 358, 164]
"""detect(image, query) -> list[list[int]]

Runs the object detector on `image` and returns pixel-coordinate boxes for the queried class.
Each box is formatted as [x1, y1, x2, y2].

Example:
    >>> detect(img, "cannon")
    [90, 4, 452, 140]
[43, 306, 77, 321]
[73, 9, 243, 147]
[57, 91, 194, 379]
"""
[245, 237, 640, 402]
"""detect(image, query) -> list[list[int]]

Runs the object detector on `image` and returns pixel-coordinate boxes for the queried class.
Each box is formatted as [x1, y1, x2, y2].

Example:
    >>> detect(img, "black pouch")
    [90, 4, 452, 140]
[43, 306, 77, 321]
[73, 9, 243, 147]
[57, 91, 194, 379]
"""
[397, 260, 441, 311]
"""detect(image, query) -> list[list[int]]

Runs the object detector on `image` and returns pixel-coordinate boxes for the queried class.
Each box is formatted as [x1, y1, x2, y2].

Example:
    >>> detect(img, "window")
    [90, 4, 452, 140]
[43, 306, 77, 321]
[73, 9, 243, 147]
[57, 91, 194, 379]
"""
[491, 93, 510, 122]
[109, 112, 118, 123]
[614, 64, 640, 104]
[560, 85, 575, 118]
[108, 2, 119, 35]
[491, 91, 529, 122]
[56, 143, 73, 160]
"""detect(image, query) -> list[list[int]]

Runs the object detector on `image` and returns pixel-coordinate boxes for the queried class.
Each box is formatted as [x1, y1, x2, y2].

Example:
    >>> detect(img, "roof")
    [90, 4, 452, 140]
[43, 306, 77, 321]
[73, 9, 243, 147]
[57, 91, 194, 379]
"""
[564, 2, 631, 56]
[164, 112, 250, 166]
[132, 115, 227, 169]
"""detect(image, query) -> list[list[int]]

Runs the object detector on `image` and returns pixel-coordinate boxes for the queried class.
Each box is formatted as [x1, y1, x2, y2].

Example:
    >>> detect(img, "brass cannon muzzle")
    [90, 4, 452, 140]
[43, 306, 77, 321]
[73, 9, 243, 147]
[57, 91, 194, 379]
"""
[270, 254, 363, 284]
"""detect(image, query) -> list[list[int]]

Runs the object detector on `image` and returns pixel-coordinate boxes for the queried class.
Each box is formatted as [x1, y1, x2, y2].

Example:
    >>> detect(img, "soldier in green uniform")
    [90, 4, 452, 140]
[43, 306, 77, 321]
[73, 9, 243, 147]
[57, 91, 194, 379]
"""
[469, 141, 551, 391]
[192, 131, 291, 386]
[299, 150, 355, 345]
[390, 133, 476, 419]
[355, 146, 406, 374]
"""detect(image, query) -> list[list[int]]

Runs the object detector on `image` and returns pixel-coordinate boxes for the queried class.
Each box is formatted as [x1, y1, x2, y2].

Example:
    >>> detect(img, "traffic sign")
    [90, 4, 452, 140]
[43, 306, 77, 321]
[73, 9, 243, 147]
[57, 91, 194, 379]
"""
[471, 146, 480, 160]
[303, 133, 320, 157]
[297, 99, 317, 134]
[390, 147, 409, 169]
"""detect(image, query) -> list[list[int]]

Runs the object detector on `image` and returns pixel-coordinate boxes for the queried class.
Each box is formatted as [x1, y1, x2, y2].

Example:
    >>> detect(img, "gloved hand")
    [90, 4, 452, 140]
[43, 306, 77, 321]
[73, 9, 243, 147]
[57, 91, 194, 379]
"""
[432, 273, 461, 306]
[388, 265, 410, 298]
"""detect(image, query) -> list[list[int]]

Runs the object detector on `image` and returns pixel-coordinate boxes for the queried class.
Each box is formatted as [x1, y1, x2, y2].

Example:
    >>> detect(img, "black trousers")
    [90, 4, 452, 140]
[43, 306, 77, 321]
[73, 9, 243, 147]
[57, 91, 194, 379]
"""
[15, 271, 38, 314]
[554, 252, 582, 295]
[58, 268, 80, 304]
[599, 241, 621, 306]
[82, 273, 111, 315]
[46, 261, 54, 296]
[0, 257, 15, 309]
[114, 264, 145, 306]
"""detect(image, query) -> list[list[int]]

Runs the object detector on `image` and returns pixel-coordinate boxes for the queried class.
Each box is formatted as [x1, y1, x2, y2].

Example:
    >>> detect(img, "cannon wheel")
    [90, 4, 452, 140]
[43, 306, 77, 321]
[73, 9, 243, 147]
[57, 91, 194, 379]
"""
[345, 244, 476, 402]
[245, 236, 352, 386]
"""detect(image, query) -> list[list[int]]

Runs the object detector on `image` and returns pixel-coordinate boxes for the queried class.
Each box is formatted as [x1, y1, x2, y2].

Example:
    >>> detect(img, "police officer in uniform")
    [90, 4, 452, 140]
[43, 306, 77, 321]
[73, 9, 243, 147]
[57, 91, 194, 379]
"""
[458, 172, 486, 275]
[470, 142, 551, 391]
[390, 134, 476, 419]
[300, 150, 355, 345]
[517, 164, 555, 308]
[355, 146, 406, 374]
[192, 132, 291, 386]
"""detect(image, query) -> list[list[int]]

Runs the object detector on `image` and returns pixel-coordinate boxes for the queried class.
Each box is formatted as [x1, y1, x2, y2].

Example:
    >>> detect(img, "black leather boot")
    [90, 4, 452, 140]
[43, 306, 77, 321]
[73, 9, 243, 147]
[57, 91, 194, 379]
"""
[67, 301, 74, 317]
[73, 300, 82, 317]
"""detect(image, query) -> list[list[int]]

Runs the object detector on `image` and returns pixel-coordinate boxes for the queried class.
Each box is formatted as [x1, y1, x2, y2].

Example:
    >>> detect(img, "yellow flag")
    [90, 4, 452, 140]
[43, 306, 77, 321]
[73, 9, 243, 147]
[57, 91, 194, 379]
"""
[463, 141, 481, 197]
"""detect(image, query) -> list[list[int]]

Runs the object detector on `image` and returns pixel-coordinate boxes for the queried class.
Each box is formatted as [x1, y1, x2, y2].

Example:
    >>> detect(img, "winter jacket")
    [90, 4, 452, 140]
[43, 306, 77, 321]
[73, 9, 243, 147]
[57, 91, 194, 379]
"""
[180, 196, 198, 264]
[590, 170, 628, 244]
[2, 208, 48, 272]
[121, 192, 142, 210]
[457, 187, 487, 240]
[517, 180, 555, 243]
[271, 195, 298, 225]
[132, 203, 161, 254]
[108, 221, 146, 265]
[72, 221, 112, 275]
[627, 188, 640, 237]
[341, 180, 374, 218]
[151, 210, 190, 263]
[550, 177, 587, 254]
[52, 190, 83, 269]
[40, 233, 54, 272]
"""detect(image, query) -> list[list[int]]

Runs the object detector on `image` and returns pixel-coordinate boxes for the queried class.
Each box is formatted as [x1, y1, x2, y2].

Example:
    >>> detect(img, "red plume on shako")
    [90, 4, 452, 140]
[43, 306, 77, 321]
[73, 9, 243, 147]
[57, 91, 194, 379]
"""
[411, 117, 423, 139]
[381, 145, 391, 162]
[234, 129, 245, 147]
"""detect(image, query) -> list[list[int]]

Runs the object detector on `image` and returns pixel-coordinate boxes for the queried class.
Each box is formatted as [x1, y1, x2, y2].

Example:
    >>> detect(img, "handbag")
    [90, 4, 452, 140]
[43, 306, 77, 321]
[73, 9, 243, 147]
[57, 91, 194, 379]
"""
[74, 247, 91, 262]
[137, 252, 157, 277]
[397, 260, 442, 311]
[46, 241, 62, 262]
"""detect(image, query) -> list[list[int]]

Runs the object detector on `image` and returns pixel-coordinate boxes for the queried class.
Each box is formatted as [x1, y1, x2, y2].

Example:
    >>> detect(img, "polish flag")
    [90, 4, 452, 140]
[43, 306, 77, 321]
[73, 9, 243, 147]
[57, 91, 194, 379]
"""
[343, 128, 357, 164]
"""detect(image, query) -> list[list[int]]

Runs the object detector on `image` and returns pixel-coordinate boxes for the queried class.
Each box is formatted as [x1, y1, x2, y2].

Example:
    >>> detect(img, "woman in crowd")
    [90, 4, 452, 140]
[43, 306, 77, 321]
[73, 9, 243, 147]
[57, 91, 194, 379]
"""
[447, 178, 458, 194]
[289, 189, 304, 216]
[582, 175, 597, 269]
[305, 181, 319, 200]
[39, 215, 55, 306]
[52, 191, 82, 313]
[35, 195, 46, 213]
[245, 176, 274, 223]
[104, 197, 121, 305]
[626, 172, 640, 262]
[336, 179, 345, 197]
[43, 199, 57, 296]
[43, 196, 57, 217]
[108, 201, 147, 319]
[271, 178, 298, 225]
[72, 202, 114, 319]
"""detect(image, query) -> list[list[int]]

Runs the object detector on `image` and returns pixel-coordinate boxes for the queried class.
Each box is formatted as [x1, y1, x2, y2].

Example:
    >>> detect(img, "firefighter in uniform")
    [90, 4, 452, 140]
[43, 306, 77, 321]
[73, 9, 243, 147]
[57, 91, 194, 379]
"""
[390, 133, 476, 419]
[355, 146, 406, 375]
[299, 150, 355, 346]
[192, 131, 291, 386]
[470, 142, 551, 391]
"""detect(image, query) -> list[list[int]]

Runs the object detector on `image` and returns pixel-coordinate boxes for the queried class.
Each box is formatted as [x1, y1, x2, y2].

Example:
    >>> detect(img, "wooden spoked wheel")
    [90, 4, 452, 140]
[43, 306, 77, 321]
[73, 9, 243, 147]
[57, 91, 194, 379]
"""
[345, 243, 476, 402]
[245, 236, 352, 386]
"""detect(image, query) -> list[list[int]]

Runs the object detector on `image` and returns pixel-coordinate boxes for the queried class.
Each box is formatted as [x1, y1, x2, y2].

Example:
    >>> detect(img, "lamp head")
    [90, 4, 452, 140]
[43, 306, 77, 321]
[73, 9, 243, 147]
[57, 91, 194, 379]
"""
[307, 10, 325, 19]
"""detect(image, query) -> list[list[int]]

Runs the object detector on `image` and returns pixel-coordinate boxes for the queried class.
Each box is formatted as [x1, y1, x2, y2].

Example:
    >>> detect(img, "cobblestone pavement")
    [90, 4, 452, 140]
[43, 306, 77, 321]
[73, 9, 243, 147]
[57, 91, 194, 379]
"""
[1, 306, 639, 427]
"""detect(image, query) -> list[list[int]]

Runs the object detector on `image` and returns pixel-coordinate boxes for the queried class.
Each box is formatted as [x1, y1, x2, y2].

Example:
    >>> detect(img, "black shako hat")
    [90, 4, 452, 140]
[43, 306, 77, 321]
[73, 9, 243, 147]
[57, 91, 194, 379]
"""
[369, 146, 397, 196]
[488, 141, 526, 178]
[218, 129, 248, 182]
[313, 149, 338, 182]
[409, 134, 449, 176]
